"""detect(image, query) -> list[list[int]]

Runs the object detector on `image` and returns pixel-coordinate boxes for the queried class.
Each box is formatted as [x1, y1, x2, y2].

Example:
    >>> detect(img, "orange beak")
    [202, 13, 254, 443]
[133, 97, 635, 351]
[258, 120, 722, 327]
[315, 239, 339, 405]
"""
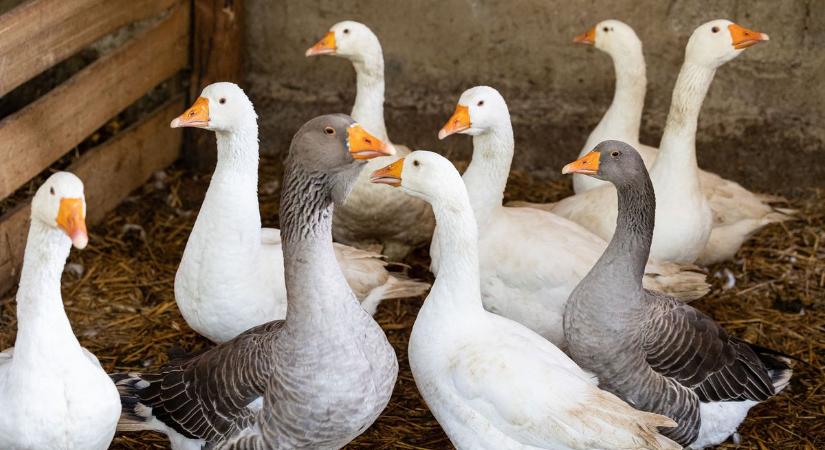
[438, 104, 471, 140]
[562, 150, 601, 175]
[170, 97, 209, 128]
[573, 26, 596, 45]
[347, 124, 395, 160]
[56, 197, 88, 249]
[728, 23, 769, 50]
[370, 158, 404, 187]
[306, 31, 337, 56]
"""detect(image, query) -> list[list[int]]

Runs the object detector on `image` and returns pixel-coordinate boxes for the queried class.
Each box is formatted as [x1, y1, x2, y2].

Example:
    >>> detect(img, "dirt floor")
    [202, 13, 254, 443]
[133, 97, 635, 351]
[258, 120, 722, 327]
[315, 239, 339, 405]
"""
[0, 155, 822, 449]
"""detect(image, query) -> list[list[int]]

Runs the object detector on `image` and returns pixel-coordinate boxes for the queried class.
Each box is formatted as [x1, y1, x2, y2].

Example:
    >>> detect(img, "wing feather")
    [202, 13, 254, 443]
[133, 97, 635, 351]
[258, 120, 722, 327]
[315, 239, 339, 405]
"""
[641, 292, 776, 403]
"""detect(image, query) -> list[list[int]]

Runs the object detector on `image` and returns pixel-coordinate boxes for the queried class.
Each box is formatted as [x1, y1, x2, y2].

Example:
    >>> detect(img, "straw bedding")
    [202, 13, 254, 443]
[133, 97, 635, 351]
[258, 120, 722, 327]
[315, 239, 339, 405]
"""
[0, 157, 821, 449]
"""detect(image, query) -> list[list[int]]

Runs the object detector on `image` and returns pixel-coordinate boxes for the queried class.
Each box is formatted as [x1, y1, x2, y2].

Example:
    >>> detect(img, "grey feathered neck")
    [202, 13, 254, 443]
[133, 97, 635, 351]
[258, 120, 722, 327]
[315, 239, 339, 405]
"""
[279, 160, 334, 244]
[579, 168, 655, 300]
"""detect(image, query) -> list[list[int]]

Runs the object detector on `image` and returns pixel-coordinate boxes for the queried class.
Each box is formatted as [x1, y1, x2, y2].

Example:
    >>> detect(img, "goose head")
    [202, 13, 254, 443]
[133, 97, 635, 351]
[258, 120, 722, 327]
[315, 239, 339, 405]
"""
[291, 114, 394, 205]
[370, 150, 464, 205]
[574, 19, 642, 57]
[438, 86, 510, 140]
[306, 21, 382, 64]
[32, 172, 88, 249]
[170, 82, 258, 133]
[685, 20, 769, 69]
[562, 140, 647, 186]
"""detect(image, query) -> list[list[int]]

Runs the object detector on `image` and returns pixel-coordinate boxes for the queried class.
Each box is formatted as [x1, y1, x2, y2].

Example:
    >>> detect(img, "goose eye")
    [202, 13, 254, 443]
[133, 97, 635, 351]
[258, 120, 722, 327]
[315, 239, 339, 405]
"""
[343, 29, 350, 34]
[711, 26, 720, 33]
[603, 26, 609, 32]
[324, 127, 335, 135]
[49, 187, 55, 195]
[477, 100, 484, 107]
[219, 98, 227, 104]
[413, 160, 420, 167]
[611, 151, 620, 157]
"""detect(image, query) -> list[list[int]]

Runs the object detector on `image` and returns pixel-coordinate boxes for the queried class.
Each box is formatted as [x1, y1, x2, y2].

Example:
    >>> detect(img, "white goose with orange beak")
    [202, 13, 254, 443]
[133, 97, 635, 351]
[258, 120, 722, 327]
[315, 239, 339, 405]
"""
[515, 19, 790, 265]
[0, 172, 121, 450]
[306, 20, 435, 260]
[532, 20, 772, 264]
[172, 82, 430, 344]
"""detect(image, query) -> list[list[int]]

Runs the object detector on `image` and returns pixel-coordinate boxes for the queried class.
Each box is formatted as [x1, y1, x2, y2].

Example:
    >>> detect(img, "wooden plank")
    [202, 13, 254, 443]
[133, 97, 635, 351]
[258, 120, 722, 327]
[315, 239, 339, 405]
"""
[0, 0, 189, 201]
[0, 97, 185, 297]
[0, 0, 180, 97]
[185, 0, 244, 172]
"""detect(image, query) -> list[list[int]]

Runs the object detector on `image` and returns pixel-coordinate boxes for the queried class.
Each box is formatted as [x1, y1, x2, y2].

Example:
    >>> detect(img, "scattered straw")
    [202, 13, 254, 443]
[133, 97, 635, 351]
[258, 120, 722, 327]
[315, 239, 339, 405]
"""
[0, 158, 821, 449]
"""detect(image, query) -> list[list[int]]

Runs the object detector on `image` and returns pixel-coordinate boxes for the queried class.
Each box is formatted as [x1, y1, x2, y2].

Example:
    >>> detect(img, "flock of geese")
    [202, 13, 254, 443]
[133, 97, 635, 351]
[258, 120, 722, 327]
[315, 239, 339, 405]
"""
[0, 16, 796, 450]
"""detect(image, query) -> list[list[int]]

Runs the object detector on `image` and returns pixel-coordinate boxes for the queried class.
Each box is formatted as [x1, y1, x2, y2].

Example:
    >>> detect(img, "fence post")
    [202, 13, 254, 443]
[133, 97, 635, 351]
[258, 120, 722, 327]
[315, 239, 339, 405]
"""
[185, 0, 244, 172]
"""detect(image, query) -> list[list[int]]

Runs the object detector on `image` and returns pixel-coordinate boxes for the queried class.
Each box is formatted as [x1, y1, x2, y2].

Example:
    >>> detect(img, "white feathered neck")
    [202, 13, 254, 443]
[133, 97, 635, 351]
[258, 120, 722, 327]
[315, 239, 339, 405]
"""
[350, 47, 388, 142]
[650, 61, 715, 190]
[461, 120, 514, 226]
[590, 43, 646, 146]
[13, 219, 83, 368]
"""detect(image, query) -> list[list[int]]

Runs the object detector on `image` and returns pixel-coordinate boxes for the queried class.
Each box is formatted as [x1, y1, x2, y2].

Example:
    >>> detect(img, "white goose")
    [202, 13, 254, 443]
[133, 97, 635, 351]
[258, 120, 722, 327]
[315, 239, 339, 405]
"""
[435, 86, 708, 346]
[534, 20, 770, 264]
[172, 82, 429, 344]
[370, 151, 679, 450]
[306, 20, 435, 259]
[0, 172, 120, 450]
[523, 19, 790, 265]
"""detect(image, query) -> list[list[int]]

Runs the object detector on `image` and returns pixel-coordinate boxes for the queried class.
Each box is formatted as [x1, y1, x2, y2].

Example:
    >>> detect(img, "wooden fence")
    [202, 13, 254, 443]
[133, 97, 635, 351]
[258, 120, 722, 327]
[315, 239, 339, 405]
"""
[0, 0, 242, 296]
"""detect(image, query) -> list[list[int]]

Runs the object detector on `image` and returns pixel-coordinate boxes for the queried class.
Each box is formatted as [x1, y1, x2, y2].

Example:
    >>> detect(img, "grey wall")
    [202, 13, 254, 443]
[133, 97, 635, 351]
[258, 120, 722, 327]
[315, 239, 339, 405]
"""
[245, 0, 825, 193]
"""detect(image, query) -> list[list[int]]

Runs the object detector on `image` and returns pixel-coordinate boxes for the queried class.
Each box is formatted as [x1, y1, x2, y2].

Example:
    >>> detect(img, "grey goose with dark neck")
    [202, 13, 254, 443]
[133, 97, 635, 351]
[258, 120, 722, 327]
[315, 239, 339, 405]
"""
[564, 140, 792, 448]
[114, 114, 398, 450]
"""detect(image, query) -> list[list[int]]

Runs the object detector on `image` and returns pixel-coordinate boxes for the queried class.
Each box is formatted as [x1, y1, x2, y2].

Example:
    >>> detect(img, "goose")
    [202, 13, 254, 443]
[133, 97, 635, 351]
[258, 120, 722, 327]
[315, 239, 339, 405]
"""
[171, 82, 430, 344]
[515, 20, 771, 264]
[113, 114, 399, 450]
[306, 20, 435, 259]
[563, 140, 792, 449]
[436, 86, 708, 346]
[521, 19, 790, 265]
[0, 172, 120, 449]
[370, 151, 679, 450]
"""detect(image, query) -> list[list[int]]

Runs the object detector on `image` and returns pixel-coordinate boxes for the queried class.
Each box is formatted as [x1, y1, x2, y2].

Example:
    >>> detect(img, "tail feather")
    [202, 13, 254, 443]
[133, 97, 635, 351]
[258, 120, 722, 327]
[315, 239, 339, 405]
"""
[643, 262, 709, 302]
[748, 344, 794, 394]
[588, 391, 681, 450]
[360, 275, 431, 316]
[111, 372, 158, 432]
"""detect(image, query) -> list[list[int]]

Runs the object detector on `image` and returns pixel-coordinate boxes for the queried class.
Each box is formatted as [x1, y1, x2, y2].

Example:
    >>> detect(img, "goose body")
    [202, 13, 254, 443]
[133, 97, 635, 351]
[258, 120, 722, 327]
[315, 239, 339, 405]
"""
[521, 20, 786, 264]
[307, 21, 434, 259]
[173, 83, 429, 344]
[563, 141, 792, 449]
[114, 114, 398, 450]
[0, 173, 120, 450]
[371, 151, 679, 450]
[435, 87, 708, 345]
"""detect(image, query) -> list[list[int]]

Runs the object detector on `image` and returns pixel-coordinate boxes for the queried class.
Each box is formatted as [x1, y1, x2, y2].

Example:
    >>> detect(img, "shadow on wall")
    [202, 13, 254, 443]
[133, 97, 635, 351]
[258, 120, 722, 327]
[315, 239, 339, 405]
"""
[243, 0, 825, 194]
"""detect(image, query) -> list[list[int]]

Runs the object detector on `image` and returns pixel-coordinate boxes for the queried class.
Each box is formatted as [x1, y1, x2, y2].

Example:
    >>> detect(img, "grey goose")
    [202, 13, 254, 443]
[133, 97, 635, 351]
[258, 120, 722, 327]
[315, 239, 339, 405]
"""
[563, 140, 792, 449]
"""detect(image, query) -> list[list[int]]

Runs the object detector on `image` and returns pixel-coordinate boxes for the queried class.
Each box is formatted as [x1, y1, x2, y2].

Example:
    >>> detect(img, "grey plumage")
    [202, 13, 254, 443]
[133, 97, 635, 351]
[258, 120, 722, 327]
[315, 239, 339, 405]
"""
[564, 140, 792, 447]
[113, 114, 398, 450]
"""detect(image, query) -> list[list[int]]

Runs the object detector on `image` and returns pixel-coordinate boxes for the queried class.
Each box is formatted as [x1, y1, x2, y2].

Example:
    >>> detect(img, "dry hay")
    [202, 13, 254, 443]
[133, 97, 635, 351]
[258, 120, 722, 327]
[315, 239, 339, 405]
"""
[0, 157, 822, 450]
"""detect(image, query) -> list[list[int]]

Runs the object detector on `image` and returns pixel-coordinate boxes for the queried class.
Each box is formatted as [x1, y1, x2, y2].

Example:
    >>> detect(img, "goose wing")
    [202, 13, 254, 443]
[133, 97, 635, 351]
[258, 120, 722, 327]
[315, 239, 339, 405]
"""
[134, 321, 283, 441]
[641, 292, 776, 402]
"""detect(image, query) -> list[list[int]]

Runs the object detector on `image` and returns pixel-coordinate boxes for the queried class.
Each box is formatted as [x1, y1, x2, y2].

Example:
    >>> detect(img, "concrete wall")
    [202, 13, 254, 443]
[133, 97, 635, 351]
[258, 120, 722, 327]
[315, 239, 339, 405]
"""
[244, 0, 825, 193]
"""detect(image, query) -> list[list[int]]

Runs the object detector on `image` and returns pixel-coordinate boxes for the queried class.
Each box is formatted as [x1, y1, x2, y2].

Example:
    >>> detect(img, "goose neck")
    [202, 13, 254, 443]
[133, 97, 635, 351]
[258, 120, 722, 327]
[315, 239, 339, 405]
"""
[652, 62, 715, 178]
[13, 220, 81, 365]
[427, 192, 484, 315]
[351, 54, 388, 142]
[280, 164, 355, 329]
[462, 125, 514, 223]
[599, 49, 646, 143]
